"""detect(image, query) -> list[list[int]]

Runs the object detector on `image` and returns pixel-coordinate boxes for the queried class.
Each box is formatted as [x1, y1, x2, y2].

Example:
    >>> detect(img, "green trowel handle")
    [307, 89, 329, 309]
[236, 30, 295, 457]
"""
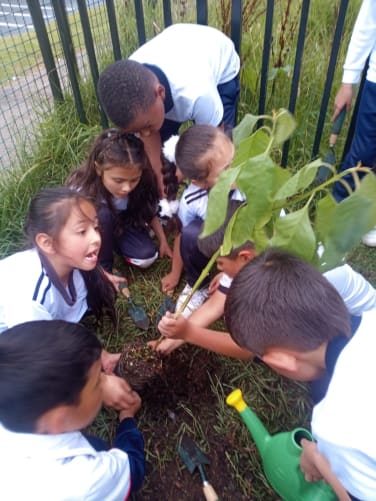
[331, 107, 346, 135]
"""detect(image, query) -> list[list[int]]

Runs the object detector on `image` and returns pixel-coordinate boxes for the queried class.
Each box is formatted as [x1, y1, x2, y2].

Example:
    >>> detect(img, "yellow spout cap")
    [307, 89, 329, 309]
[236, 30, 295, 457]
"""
[226, 389, 247, 413]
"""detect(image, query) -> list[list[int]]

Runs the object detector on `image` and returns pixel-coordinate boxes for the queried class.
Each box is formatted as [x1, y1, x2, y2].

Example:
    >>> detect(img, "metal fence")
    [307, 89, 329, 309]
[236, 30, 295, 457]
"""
[0, 0, 362, 170]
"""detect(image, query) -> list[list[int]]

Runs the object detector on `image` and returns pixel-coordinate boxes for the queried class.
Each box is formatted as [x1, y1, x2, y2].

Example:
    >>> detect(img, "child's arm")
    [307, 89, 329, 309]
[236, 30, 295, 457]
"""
[114, 394, 145, 493]
[188, 289, 226, 327]
[150, 215, 173, 259]
[300, 440, 351, 501]
[158, 312, 254, 359]
[161, 233, 184, 292]
[141, 132, 165, 196]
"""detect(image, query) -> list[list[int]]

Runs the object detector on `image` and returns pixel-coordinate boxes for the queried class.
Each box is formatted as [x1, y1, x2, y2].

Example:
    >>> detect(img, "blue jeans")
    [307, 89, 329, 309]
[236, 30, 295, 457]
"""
[333, 80, 376, 202]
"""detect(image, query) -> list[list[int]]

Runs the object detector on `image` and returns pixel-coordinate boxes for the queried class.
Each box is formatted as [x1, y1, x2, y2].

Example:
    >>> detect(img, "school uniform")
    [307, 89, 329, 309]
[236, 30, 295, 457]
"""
[98, 196, 158, 272]
[311, 309, 376, 500]
[0, 417, 145, 500]
[130, 23, 240, 137]
[0, 248, 87, 333]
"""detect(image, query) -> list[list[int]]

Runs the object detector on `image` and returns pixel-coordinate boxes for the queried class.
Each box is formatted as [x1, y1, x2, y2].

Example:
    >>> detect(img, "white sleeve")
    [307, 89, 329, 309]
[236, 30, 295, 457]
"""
[342, 0, 376, 83]
[324, 264, 376, 315]
[76, 449, 131, 501]
[191, 90, 224, 126]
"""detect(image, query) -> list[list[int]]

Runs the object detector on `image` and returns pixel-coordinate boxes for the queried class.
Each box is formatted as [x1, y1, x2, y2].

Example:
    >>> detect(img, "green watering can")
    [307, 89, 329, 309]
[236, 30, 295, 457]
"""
[226, 389, 336, 501]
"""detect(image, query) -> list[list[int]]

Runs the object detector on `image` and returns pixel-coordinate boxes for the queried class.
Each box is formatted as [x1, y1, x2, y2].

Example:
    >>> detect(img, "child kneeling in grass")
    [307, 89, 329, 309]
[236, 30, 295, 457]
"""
[0, 320, 145, 501]
[224, 249, 376, 501]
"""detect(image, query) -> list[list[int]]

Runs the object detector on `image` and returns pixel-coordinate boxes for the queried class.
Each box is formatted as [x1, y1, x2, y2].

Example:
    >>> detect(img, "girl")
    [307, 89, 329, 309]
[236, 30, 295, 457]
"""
[0, 187, 137, 410]
[66, 129, 172, 283]
[161, 124, 239, 316]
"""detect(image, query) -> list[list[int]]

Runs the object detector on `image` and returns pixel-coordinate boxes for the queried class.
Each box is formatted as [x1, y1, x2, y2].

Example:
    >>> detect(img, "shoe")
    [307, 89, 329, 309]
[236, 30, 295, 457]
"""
[175, 283, 208, 318]
[362, 226, 376, 247]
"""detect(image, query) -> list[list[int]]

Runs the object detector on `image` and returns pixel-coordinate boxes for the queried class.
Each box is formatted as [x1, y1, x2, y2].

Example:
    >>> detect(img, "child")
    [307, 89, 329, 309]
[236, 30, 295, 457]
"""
[161, 124, 241, 317]
[67, 129, 172, 282]
[97, 23, 240, 194]
[224, 248, 376, 500]
[0, 320, 145, 500]
[151, 199, 256, 357]
[0, 187, 137, 410]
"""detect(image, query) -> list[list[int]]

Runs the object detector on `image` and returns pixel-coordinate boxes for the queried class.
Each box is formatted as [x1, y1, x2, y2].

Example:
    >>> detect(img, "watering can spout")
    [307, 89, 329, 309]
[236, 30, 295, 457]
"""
[226, 389, 271, 458]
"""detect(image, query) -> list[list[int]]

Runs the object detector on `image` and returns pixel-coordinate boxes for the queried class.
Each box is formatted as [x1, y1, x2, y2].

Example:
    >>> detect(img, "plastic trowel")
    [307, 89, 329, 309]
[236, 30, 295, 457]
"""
[316, 107, 346, 184]
[178, 436, 220, 501]
[114, 271, 150, 330]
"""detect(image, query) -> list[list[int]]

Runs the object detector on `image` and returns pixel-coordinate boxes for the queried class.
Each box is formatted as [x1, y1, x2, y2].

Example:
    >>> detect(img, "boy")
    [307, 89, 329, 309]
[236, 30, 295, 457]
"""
[224, 249, 376, 500]
[151, 200, 256, 358]
[97, 23, 240, 194]
[0, 320, 145, 501]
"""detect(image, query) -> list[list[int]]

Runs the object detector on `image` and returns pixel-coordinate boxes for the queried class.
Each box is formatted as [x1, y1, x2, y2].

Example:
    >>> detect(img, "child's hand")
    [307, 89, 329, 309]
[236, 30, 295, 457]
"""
[208, 272, 224, 295]
[101, 374, 139, 411]
[101, 349, 121, 374]
[300, 439, 351, 501]
[103, 270, 127, 293]
[161, 271, 180, 293]
[119, 391, 142, 421]
[148, 337, 185, 354]
[158, 311, 188, 339]
[159, 240, 173, 259]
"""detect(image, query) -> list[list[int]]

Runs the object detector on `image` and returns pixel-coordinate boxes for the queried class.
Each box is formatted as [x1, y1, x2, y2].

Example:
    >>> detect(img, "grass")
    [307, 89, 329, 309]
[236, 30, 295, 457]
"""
[0, 1, 375, 499]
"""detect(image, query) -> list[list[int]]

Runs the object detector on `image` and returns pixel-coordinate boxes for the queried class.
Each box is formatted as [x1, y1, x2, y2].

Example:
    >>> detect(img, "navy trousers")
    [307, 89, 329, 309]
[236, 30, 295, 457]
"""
[98, 204, 157, 272]
[333, 80, 376, 202]
[180, 219, 210, 288]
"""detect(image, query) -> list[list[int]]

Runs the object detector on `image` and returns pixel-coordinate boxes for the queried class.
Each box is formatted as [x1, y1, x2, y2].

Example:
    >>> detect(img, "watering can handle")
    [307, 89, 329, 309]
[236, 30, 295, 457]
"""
[202, 481, 220, 501]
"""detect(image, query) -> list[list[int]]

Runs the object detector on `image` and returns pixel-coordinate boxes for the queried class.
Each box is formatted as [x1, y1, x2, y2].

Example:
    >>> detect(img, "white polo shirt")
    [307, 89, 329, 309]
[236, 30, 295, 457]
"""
[0, 248, 87, 333]
[130, 23, 240, 126]
[0, 423, 131, 501]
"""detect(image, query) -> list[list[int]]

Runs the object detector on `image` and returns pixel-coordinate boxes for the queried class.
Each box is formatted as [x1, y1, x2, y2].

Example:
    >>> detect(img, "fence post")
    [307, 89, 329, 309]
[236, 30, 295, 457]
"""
[281, 0, 311, 167]
[105, 0, 122, 60]
[51, 0, 87, 124]
[25, 0, 63, 103]
[76, 0, 108, 128]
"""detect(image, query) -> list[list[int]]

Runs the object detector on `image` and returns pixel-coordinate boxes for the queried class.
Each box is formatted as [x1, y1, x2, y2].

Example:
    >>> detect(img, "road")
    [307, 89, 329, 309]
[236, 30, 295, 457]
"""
[0, 1, 104, 37]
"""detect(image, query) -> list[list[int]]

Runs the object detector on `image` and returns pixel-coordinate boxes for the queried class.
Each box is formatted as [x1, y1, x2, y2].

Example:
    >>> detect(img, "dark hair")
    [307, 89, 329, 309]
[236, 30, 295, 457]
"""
[198, 199, 254, 258]
[0, 320, 102, 432]
[225, 249, 351, 356]
[24, 187, 117, 323]
[162, 125, 229, 197]
[97, 60, 157, 128]
[67, 129, 159, 229]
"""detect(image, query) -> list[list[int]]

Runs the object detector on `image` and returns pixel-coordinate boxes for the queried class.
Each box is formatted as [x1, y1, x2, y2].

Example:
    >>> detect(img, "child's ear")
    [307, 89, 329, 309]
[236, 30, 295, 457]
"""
[261, 349, 298, 375]
[155, 83, 165, 100]
[35, 233, 56, 255]
[238, 249, 257, 263]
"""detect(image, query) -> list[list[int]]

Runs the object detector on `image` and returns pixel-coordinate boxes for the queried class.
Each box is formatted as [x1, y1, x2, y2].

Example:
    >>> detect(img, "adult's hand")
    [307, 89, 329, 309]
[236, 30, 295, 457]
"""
[332, 83, 353, 121]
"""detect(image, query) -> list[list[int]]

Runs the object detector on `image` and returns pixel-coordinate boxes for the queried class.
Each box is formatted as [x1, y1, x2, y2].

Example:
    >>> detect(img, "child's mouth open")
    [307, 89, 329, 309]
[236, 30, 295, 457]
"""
[85, 250, 98, 264]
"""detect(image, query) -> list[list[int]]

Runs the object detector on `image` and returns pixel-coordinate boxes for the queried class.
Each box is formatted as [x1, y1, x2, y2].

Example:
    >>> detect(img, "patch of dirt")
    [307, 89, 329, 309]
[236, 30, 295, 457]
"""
[126, 346, 252, 501]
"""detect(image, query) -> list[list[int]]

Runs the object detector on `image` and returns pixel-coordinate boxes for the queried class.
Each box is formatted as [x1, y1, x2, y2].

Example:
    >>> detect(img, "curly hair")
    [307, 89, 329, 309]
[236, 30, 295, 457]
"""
[66, 129, 159, 230]
[97, 60, 157, 128]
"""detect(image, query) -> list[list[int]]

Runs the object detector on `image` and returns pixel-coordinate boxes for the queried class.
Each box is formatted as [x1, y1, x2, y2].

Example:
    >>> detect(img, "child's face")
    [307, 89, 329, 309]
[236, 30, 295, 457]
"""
[100, 164, 142, 199]
[54, 200, 101, 272]
[201, 133, 235, 189]
[67, 358, 103, 430]
[124, 86, 165, 138]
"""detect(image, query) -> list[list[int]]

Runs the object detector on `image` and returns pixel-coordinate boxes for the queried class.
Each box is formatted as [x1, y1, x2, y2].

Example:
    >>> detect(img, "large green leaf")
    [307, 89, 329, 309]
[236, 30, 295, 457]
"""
[201, 166, 240, 238]
[272, 109, 297, 147]
[270, 205, 317, 261]
[232, 128, 270, 167]
[315, 175, 376, 271]
[274, 158, 322, 201]
[232, 113, 259, 146]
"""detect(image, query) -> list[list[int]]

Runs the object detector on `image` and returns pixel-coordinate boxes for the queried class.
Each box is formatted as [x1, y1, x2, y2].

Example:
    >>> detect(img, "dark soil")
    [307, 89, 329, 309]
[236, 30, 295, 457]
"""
[128, 346, 254, 501]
